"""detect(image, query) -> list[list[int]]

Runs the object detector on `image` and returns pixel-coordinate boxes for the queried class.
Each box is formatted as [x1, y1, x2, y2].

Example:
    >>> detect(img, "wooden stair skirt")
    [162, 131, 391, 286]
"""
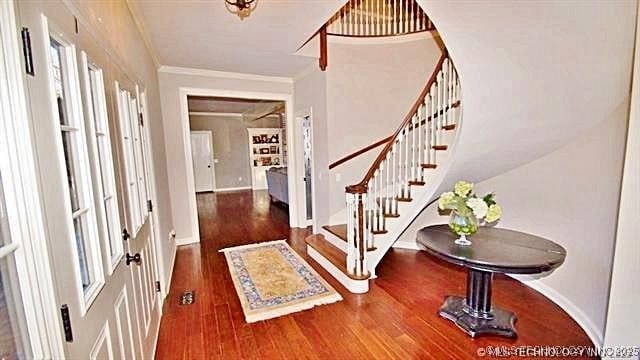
[305, 234, 370, 294]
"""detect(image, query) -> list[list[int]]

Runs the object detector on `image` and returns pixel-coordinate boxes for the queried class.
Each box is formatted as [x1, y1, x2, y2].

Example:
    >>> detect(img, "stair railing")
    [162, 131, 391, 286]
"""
[344, 51, 461, 277]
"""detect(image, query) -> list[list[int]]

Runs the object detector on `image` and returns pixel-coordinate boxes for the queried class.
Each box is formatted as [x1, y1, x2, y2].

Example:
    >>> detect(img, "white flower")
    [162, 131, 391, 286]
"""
[466, 198, 488, 219]
[438, 192, 456, 210]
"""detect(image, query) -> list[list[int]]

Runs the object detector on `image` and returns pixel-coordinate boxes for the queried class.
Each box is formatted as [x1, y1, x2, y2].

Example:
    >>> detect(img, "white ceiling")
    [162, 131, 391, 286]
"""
[129, 0, 345, 77]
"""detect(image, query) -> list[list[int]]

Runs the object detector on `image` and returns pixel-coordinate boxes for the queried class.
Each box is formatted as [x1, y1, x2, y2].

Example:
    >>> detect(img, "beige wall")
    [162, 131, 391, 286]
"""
[325, 36, 442, 221]
[67, 0, 175, 291]
[294, 66, 329, 231]
[189, 115, 280, 189]
[604, 2, 640, 350]
[417, 0, 635, 193]
[158, 71, 293, 240]
[294, 35, 441, 229]
[398, 111, 628, 345]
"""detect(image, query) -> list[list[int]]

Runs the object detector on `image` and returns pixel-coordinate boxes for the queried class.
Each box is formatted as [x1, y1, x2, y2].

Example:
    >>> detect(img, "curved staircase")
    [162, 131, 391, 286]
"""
[306, 44, 462, 293]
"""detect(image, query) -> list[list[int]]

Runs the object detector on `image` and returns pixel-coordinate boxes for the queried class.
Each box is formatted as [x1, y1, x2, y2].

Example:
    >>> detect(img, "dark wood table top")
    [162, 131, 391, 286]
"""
[416, 225, 566, 274]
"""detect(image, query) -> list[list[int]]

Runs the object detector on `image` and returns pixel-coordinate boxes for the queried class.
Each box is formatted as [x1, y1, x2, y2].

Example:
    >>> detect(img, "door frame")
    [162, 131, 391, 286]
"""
[0, 0, 65, 356]
[296, 109, 316, 228]
[178, 87, 302, 246]
[189, 130, 216, 192]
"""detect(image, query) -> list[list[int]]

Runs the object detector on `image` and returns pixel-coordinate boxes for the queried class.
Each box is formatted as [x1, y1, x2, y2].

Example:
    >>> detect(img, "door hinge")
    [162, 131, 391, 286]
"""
[155, 281, 161, 293]
[122, 228, 130, 241]
[60, 304, 73, 342]
[139, 113, 144, 127]
[20, 28, 34, 76]
[147, 199, 153, 213]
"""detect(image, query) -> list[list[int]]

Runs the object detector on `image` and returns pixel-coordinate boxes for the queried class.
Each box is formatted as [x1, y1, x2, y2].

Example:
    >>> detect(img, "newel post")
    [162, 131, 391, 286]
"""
[345, 184, 368, 277]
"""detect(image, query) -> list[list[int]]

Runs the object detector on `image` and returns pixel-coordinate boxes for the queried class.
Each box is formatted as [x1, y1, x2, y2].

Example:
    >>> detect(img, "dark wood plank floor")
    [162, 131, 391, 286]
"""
[155, 190, 595, 359]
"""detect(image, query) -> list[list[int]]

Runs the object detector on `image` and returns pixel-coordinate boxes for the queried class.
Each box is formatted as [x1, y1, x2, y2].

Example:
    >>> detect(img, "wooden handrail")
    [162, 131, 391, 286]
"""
[329, 136, 392, 170]
[345, 51, 448, 194]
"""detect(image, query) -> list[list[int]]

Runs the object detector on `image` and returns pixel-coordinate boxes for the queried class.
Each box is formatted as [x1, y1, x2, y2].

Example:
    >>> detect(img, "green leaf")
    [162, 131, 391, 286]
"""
[483, 193, 496, 206]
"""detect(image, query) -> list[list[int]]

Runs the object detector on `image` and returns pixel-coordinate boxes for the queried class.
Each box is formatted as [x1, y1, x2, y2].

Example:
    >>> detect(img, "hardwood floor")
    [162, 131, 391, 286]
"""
[155, 190, 595, 359]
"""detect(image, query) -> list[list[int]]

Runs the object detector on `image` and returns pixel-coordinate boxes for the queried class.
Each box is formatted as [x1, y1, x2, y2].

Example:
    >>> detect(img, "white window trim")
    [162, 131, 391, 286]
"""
[0, 1, 64, 357]
[43, 17, 105, 315]
[115, 82, 142, 235]
[79, 52, 124, 275]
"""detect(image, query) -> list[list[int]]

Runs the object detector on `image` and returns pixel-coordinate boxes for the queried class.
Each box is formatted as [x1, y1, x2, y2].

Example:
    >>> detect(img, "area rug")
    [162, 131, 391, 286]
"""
[219, 240, 342, 323]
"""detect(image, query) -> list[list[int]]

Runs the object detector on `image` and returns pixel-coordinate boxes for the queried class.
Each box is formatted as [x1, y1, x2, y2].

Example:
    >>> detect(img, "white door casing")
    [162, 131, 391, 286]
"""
[18, 1, 161, 358]
[190, 131, 215, 192]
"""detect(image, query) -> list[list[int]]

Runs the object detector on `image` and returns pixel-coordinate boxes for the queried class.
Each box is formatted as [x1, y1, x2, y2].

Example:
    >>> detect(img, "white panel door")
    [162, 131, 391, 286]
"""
[190, 131, 215, 192]
[18, 1, 161, 358]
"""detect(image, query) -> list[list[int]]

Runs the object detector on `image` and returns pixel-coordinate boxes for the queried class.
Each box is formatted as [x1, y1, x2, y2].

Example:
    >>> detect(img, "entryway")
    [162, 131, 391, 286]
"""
[185, 95, 303, 230]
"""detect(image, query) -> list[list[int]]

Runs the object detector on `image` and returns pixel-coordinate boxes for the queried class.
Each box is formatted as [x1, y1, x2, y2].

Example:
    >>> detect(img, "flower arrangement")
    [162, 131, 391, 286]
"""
[438, 180, 502, 245]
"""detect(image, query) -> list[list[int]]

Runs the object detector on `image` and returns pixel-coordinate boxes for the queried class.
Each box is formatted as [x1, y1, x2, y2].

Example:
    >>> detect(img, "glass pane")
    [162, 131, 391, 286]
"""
[61, 131, 80, 212]
[73, 217, 91, 290]
[0, 256, 31, 360]
[105, 198, 119, 257]
[50, 40, 68, 126]
[0, 173, 31, 359]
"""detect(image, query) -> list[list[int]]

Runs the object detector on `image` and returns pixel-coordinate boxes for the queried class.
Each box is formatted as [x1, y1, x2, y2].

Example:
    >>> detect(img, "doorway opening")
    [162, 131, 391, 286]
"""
[186, 95, 292, 227]
[301, 115, 314, 225]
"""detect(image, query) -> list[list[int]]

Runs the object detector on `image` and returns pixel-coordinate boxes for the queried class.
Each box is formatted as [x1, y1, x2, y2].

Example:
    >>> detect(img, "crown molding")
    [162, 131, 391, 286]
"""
[158, 66, 294, 84]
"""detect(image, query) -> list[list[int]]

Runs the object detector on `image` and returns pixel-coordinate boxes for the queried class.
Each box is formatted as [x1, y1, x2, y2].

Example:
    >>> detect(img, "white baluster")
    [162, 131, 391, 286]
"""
[435, 70, 443, 146]
[404, 126, 409, 198]
[424, 95, 431, 166]
[411, 114, 417, 181]
[372, 172, 378, 232]
[417, 103, 424, 179]
[391, 140, 398, 215]
[430, 85, 437, 163]
[346, 193, 354, 274]
[385, 155, 391, 215]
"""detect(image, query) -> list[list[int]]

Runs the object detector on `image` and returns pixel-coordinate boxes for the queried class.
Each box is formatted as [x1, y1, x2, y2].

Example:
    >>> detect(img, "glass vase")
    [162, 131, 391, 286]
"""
[448, 211, 478, 246]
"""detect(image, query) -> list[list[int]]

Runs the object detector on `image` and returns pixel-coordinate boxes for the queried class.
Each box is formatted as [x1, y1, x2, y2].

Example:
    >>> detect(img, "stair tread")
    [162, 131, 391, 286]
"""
[305, 234, 370, 280]
[432, 145, 448, 151]
[322, 224, 347, 241]
[421, 163, 437, 169]
[322, 224, 377, 251]
[408, 180, 425, 186]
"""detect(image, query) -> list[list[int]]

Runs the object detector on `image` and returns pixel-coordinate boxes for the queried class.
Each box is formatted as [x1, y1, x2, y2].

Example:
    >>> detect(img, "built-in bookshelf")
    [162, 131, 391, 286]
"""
[247, 128, 284, 189]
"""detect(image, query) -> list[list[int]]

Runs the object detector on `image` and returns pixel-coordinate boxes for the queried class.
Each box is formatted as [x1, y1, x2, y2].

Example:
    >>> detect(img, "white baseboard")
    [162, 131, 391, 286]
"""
[175, 236, 199, 246]
[162, 242, 177, 302]
[508, 274, 603, 347]
[214, 186, 252, 192]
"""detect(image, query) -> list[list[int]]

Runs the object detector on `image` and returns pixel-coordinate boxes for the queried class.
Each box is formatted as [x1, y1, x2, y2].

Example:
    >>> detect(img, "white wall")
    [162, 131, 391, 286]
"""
[158, 71, 293, 241]
[66, 0, 175, 294]
[323, 35, 442, 223]
[417, 0, 636, 190]
[398, 110, 628, 345]
[604, 2, 640, 350]
[294, 66, 329, 231]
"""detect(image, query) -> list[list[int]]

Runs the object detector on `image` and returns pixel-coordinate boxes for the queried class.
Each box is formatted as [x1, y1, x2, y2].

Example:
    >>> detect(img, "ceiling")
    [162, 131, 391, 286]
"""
[129, 0, 345, 77]
[188, 96, 284, 117]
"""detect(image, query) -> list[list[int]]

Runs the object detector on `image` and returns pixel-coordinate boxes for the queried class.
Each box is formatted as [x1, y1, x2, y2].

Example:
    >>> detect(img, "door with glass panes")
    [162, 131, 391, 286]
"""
[18, 1, 161, 358]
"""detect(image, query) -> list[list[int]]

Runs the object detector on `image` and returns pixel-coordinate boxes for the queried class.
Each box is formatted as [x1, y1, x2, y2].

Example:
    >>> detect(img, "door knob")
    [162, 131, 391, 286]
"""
[126, 253, 141, 266]
[207, 165, 211, 168]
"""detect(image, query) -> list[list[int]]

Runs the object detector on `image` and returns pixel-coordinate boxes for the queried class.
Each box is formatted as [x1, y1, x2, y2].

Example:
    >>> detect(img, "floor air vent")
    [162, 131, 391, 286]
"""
[179, 290, 195, 305]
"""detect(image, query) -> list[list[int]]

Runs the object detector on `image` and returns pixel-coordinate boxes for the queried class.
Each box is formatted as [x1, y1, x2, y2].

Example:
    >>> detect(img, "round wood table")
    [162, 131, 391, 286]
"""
[416, 225, 566, 338]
